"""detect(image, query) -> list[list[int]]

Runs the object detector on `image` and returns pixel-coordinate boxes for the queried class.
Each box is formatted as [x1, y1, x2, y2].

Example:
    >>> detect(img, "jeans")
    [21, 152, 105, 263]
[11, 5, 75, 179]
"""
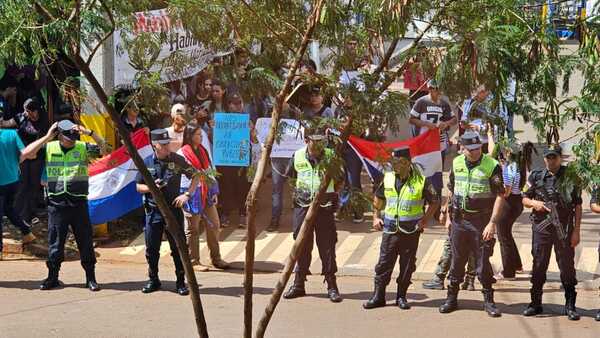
[271, 158, 290, 222]
[0, 181, 32, 252]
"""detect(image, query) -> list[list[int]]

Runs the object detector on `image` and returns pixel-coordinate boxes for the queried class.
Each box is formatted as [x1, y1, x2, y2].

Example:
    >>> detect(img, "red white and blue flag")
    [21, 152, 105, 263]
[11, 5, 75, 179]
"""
[88, 129, 153, 225]
[347, 129, 443, 187]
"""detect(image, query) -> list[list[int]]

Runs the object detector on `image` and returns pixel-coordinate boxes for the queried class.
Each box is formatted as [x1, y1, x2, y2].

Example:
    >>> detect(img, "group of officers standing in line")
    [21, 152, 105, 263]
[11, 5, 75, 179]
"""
[4, 81, 599, 323]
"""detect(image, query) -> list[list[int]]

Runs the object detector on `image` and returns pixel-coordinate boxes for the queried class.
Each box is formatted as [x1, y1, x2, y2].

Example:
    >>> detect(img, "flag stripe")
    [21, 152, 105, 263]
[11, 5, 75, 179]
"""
[89, 129, 150, 176]
[89, 182, 142, 225]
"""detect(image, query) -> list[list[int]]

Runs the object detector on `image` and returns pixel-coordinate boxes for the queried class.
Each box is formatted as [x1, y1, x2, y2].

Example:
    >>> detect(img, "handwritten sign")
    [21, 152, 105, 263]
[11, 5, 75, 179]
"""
[213, 113, 250, 166]
[255, 118, 305, 158]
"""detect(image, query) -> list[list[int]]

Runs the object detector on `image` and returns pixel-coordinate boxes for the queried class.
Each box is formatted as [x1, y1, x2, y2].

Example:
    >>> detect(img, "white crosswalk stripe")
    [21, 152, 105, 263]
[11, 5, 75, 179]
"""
[118, 230, 600, 279]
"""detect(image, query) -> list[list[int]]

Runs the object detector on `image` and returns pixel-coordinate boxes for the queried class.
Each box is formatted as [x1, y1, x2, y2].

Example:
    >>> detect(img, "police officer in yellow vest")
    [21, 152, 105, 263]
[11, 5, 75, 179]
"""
[40, 120, 107, 291]
[439, 131, 505, 317]
[283, 129, 343, 303]
[363, 148, 440, 310]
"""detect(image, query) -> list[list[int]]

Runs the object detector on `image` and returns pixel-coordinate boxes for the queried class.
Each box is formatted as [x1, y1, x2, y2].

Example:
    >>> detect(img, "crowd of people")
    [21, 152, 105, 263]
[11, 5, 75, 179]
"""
[0, 55, 599, 322]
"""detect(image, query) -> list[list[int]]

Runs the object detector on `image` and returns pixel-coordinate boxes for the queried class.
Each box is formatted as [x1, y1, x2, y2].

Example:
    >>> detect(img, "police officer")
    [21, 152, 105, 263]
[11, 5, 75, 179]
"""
[522, 144, 582, 320]
[136, 129, 199, 296]
[590, 186, 600, 321]
[283, 129, 342, 303]
[40, 120, 107, 291]
[439, 131, 504, 317]
[363, 148, 440, 310]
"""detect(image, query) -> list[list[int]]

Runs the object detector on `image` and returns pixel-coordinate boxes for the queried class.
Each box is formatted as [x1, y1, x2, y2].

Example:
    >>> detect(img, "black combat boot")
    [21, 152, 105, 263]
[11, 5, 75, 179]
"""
[564, 287, 580, 321]
[482, 288, 501, 317]
[175, 272, 189, 296]
[439, 282, 459, 313]
[461, 275, 475, 291]
[325, 275, 342, 303]
[283, 273, 306, 299]
[40, 262, 61, 290]
[522, 289, 543, 316]
[142, 269, 161, 294]
[363, 282, 386, 309]
[84, 267, 101, 292]
[396, 284, 410, 310]
[595, 309, 600, 321]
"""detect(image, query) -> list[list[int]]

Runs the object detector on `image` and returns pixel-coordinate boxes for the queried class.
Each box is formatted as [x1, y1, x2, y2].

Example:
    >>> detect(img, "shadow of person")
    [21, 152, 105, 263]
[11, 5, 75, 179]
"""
[196, 285, 274, 297]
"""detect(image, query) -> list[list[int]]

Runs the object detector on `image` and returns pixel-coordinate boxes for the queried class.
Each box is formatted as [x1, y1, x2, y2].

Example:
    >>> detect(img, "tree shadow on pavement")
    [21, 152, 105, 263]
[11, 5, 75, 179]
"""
[197, 286, 274, 297]
[309, 291, 430, 302]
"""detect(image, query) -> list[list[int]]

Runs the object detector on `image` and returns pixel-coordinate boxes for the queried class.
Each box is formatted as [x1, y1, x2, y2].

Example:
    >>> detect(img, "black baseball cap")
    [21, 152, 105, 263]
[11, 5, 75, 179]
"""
[460, 131, 483, 150]
[392, 148, 411, 160]
[150, 129, 171, 145]
[544, 144, 562, 157]
[57, 120, 79, 141]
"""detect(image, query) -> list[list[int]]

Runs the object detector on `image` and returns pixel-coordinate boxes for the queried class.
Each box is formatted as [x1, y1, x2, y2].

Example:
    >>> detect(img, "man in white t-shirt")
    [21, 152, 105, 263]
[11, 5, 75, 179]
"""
[166, 103, 186, 153]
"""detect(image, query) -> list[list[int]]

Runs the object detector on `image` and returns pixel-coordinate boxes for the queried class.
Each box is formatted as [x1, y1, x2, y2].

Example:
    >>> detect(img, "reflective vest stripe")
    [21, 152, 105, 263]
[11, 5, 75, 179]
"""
[382, 171, 425, 230]
[452, 154, 498, 212]
[46, 141, 89, 197]
[293, 147, 335, 207]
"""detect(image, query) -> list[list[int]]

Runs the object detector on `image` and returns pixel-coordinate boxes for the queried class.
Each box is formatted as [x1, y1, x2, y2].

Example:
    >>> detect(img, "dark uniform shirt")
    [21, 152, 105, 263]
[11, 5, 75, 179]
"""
[137, 152, 193, 210]
[524, 166, 582, 230]
[374, 172, 440, 232]
[15, 112, 48, 146]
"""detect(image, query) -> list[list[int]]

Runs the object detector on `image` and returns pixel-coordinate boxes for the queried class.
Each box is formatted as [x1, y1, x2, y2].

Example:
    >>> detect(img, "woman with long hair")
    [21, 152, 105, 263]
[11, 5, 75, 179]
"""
[496, 143, 527, 279]
[178, 123, 229, 271]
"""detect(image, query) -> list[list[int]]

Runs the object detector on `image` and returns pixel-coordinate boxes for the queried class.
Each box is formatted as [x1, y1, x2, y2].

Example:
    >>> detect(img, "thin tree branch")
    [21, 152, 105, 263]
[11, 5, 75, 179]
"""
[373, 37, 400, 75]
[239, 0, 297, 55]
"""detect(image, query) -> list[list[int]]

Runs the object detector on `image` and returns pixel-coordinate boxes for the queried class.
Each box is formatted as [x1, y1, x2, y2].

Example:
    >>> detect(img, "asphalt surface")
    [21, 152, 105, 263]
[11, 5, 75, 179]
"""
[0, 260, 598, 338]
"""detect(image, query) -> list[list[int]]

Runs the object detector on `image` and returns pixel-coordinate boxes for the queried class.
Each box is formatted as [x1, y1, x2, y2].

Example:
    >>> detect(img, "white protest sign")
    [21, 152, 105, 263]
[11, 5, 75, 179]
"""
[113, 8, 227, 87]
[255, 118, 305, 158]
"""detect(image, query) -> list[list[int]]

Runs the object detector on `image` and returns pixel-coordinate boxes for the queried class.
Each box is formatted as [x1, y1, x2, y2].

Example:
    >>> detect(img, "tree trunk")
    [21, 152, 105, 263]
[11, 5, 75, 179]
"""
[70, 54, 209, 338]
[243, 2, 325, 337]
[255, 117, 353, 338]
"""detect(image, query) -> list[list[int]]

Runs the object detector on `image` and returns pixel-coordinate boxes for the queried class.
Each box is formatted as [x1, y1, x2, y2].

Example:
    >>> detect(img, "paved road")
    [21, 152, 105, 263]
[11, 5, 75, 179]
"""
[0, 260, 598, 338]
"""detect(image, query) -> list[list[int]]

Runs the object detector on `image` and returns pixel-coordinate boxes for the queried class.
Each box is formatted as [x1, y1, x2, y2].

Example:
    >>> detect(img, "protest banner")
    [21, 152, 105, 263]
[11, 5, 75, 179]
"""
[213, 113, 251, 166]
[255, 118, 304, 158]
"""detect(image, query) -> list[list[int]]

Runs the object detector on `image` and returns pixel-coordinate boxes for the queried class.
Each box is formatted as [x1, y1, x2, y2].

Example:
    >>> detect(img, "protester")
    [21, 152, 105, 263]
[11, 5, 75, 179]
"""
[0, 76, 18, 128]
[189, 74, 213, 109]
[166, 103, 187, 152]
[136, 129, 198, 295]
[496, 143, 525, 280]
[201, 79, 225, 116]
[216, 89, 252, 228]
[14, 98, 48, 224]
[121, 100, 145, 132]
[0, 116, 52, 259]
[301, 86, 335, 119]
[460, 85, 491, 153]
[40, 119, 108, 291]
[178, 123, 230, 271]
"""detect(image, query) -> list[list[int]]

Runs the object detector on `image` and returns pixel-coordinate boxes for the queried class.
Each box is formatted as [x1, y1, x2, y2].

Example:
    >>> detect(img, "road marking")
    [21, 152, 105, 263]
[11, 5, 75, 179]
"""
[265, 233, 295, 263]
[231, 231, 276, 262]
[336, 234, 365, 266]
[416, 239, 445, 273]
[219, 229, 247, 258]
[576, 247, 598, 274]
[519, 243, 533, 272]
[159, 240, 170, 257]
[356, 236, 382, 270]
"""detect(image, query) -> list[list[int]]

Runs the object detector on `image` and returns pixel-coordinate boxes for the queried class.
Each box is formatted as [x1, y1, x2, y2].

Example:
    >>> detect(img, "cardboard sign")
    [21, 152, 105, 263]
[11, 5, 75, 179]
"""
[255, 118, 304, 158]
[213, 113, 250, 166]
